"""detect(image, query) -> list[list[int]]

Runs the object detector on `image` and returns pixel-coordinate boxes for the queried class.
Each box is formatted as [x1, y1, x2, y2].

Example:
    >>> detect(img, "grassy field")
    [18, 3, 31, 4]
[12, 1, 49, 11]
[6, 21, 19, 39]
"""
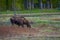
[0, 14, 60, 40]
[0, 9, 60, 40]
[0, 16, 60, 28]
[0, 9, 60, 14]
[0, 37, 60, 40]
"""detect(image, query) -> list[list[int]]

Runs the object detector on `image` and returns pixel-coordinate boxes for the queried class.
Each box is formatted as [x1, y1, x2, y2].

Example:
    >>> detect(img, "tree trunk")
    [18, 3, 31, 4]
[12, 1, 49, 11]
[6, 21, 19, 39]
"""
[24, 0, 29, 9]
[47, 1, 50, 9]
[31, 0, 34, 9]
[50, 3, 52, 9]
[11, 0, 16, 11]
[38, 0, 43, 9]
[47, 0, 52, 9]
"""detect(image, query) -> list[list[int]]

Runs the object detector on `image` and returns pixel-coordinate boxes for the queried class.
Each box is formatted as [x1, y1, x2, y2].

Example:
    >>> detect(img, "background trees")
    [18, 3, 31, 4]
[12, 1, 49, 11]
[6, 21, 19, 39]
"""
[0, 0, 60, 11]
[0, 0, 6, 11]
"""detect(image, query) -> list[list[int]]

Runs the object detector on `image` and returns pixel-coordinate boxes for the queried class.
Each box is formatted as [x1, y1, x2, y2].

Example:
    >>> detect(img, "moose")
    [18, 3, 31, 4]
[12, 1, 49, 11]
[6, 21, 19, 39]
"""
[10, 16, 31, 28]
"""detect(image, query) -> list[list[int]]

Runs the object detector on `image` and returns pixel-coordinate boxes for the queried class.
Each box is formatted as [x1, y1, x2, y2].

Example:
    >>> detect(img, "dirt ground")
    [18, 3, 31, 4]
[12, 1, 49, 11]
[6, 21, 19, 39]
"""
[0, 25, 60, 37]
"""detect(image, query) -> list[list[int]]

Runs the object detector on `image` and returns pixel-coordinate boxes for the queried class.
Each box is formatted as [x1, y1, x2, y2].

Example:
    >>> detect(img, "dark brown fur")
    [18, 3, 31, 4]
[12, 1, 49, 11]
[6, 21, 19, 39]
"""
[10, 16, 31, 28]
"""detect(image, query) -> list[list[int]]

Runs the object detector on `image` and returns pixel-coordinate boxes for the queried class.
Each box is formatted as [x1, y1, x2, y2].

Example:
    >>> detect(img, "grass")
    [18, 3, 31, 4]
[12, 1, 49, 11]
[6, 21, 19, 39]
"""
[0, 37, 60, 40]
[0, 13, 60, 40]
[0, 9, 60, 14]
[0, 17, 60, 28]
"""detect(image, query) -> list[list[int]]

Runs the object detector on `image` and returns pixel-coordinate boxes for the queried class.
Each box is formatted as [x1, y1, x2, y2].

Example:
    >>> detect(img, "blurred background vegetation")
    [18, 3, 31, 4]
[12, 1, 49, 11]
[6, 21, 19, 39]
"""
[0, 0, 60, 28]
[0, 0, 60, 40]
[0, 0, 60, 13]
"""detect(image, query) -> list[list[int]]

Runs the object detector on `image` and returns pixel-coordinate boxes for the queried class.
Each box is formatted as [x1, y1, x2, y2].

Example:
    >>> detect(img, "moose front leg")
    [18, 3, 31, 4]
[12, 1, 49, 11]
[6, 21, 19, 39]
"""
[26, 23, 31, 28]
[21, 24, 24, 28]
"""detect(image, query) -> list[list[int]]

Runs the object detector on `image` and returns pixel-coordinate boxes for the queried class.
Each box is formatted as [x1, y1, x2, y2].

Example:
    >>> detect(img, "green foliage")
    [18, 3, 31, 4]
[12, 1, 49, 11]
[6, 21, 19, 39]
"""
[43, 0, 46, 3]
[0, 0, 60, 10]
[51, 0, 58, 8]
[34, 0, 38, 3]
[0, 0, 6, 10]
[15, 0, 24, 10]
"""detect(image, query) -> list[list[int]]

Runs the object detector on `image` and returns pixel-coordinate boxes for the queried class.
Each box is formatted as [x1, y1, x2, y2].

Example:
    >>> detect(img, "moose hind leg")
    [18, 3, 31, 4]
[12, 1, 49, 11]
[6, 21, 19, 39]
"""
[21, 25, 24, 28]
[26, 24, 31, 28]
[20, 24, 24, 28]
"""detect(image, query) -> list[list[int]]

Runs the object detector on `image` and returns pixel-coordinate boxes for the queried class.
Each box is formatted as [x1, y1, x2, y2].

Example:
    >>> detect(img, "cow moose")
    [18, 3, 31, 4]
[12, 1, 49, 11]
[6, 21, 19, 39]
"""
[10, 16, 31, 28]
